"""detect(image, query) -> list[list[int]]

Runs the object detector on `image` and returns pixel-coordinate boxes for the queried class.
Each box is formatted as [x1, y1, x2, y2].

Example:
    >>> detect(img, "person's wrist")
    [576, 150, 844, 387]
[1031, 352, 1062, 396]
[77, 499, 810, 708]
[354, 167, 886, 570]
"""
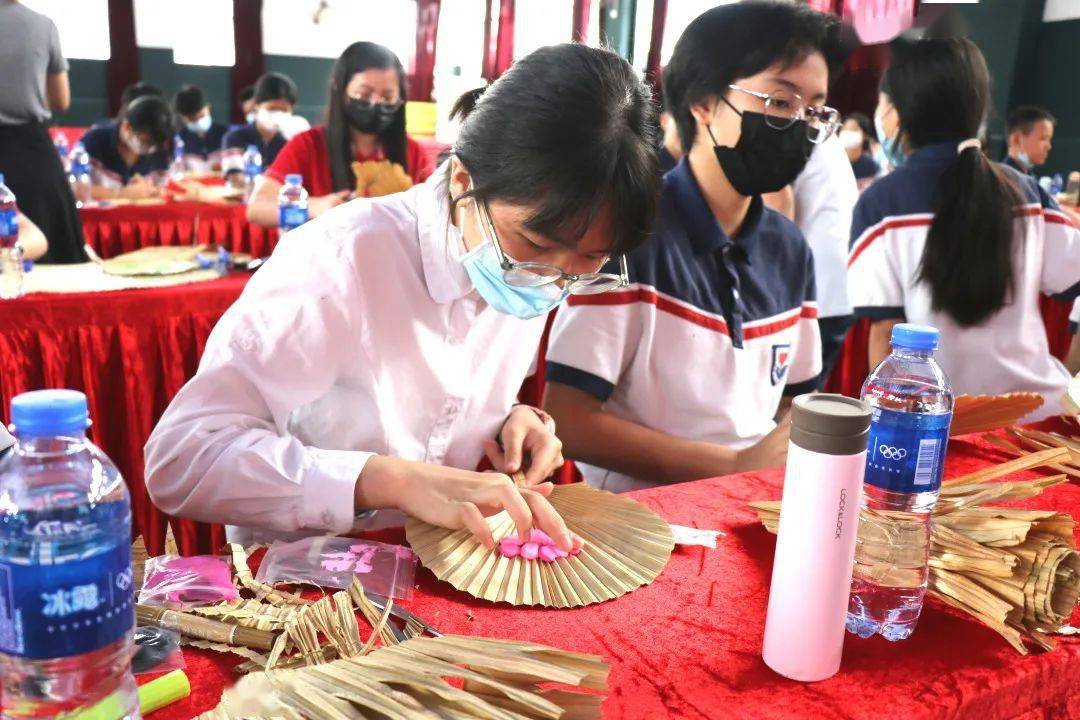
[354, 455, 405, 511]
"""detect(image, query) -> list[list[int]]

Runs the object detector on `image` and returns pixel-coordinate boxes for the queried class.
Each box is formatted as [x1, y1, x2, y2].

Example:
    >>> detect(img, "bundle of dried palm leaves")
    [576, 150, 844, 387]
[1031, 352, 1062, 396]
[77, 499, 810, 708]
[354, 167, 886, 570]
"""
[950, 393, 1045, 436]
[750, 446, 1080, 654]
[198, 635, 609, 720]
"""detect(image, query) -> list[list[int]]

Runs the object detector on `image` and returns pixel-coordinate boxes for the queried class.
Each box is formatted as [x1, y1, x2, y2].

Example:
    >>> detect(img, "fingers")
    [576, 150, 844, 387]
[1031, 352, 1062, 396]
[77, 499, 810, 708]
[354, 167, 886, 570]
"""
[482, 476, 534, 542]
[501, 423, 527, 474]
[458, 502, 495, 549]
[482, 438, 506, 472]
[520, 488, 572, 552]
[523, 435, 563, 486]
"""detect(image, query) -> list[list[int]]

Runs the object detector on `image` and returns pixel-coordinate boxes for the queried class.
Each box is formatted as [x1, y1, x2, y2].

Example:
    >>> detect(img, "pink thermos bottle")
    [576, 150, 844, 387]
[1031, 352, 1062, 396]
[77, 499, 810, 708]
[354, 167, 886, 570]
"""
[762, 394, 871, 682]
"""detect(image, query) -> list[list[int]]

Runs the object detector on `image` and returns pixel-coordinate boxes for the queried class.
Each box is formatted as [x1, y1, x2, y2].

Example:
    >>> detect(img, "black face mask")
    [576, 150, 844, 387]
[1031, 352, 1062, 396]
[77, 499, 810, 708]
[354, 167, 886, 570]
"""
[709, 104, 814, 196]
[344, 98, 401, 134]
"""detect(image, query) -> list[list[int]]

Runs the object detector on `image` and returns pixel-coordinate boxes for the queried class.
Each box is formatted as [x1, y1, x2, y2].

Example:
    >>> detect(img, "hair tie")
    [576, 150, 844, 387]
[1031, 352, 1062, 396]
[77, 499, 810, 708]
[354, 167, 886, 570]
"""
[957, 138, 981, 154]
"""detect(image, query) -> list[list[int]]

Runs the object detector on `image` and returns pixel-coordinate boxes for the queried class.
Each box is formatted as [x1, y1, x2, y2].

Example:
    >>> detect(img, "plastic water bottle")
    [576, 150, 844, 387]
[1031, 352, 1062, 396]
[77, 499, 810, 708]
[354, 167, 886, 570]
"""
[846, 324, 953, 641]
[1050, 173, 1064, 197]
[169, 134, 186, 181]
[0, 174, 24, 301]
[0, 390, 139, 719]
[68, 143, 92, 209]
[278, 174, 308, 234]
[241, 144, 262, 201]
[54, 131, 70, 172]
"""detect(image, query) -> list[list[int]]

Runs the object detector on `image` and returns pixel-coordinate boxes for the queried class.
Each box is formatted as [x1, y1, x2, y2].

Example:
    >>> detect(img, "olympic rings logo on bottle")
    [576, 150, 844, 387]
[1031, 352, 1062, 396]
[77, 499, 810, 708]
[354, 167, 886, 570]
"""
[878, 445, 908, 461]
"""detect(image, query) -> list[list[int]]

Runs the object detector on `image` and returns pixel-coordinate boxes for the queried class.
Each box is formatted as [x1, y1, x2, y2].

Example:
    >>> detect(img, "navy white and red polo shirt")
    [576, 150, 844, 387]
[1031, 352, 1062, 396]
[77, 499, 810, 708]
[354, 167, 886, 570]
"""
[545, 158, 821, 492]
[848, 142, 1080, 418]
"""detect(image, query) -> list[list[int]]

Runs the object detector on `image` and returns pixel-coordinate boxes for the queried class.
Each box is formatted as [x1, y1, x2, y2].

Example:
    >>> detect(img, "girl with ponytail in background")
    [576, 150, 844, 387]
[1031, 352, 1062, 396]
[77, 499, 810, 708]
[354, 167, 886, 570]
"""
[848, 38, 1080, 420]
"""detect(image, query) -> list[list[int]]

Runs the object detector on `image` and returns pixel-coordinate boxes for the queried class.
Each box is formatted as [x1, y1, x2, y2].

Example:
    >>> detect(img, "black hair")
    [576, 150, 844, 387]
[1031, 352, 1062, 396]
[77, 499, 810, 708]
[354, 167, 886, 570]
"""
[253, 72, 298, 106]
[1006, 105, 1056, 137]
[120, 95, 174, 148]
[663, 0, 845, 154]
[173, 84, 208, 118]
[326, 41, 408, 193]
[884, 38, 1023, 328]
[119, 82, 163, 112]
[453, 43, 660, 256]
[239, 85, 255, 103]
[846, 112, 874, 151]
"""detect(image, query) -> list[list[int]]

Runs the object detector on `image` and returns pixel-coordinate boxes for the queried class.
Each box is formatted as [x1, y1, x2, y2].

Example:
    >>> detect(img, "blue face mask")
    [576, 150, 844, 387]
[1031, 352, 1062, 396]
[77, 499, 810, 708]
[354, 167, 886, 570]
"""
[456, 202, 569, 320]
[1016, 151, 1033, 170]
[461, 240, 569, 320]
[874, 110, 906, 168]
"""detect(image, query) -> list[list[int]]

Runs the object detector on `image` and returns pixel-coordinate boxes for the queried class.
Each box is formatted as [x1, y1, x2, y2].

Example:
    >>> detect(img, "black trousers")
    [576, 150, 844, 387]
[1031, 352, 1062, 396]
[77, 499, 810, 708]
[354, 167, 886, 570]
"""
[815, 314, 855, 390]
[0, 122, 87, 264]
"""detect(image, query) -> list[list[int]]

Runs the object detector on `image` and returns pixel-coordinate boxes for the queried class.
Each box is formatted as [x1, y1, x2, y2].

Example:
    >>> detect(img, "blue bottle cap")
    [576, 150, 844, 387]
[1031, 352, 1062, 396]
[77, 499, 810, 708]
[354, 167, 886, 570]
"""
[285, 174, 302, 185]
[891, 323, 939, 351]
[11, 389, 90, 437]
[246, 145, 258, 152]
[0, 173, 5, 184]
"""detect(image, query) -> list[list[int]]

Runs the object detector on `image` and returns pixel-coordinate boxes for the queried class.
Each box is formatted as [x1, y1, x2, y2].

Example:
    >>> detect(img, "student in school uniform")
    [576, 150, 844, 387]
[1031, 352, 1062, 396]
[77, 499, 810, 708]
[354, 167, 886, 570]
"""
[246, 42, 434, 228]
[173, 84, 228, 163]
[1002, 106, 1054, 176]
[849, 39, 1079, 419]
[144, 44, 661, 547]
[542, 2, 844, 492]
[79, 95, 172, 200]
[221, 72, 301, 168]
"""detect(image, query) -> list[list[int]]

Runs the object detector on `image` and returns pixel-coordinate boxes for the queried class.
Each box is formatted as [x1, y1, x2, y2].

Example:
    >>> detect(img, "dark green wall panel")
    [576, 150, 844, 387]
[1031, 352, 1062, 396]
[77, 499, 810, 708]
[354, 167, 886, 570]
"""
[55, 59, 108, 126]
[264, 54, 333, 124]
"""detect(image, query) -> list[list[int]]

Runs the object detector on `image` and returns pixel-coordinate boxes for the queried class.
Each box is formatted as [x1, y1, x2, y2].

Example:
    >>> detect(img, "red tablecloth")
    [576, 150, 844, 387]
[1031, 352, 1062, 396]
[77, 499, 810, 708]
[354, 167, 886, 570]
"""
[826, 297, 1075, 397]
[0, 275, 249, 556]
[150, 427, 1080, 720]
[80, 202, 279, 260]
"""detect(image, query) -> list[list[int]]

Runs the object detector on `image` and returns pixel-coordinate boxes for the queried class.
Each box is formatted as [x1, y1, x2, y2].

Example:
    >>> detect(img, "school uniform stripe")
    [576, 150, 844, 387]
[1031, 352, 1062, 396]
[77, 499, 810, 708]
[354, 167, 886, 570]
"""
[848, 215, 933, 268]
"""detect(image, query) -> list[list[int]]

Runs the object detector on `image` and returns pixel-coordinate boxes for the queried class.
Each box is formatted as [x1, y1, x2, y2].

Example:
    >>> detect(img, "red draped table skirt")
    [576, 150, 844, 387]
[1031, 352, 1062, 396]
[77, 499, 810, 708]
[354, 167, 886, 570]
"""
[0, 275, 249, 556]
[149, 426, 1080, 720]
[80, 202, 279, 259]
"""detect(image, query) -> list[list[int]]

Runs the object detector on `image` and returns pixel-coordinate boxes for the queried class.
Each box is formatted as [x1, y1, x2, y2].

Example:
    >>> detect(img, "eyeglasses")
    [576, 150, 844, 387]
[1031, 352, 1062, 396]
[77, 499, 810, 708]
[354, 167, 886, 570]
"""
[475, 199, 629, 295]
[727, 84, 840, 144]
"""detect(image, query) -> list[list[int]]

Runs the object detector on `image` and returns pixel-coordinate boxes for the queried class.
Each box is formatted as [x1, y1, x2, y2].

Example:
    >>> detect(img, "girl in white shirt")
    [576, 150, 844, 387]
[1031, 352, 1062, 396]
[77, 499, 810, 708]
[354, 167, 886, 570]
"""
[144, 44, 661, 548]
[848, 38, 1079, 419]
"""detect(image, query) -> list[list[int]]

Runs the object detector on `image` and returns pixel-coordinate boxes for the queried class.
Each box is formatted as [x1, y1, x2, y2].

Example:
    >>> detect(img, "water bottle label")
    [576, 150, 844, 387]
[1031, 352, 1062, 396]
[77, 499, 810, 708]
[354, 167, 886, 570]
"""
[0, 543, 134, 659]
[864, 407, 952, 493]
[279, 205, 308, 232]
[0, 208, 16, 241]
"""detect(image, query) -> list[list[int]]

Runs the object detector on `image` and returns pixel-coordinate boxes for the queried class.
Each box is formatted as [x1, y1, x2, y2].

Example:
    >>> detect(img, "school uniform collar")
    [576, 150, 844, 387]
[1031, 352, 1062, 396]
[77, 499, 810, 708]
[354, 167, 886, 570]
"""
[415, 162, 474, 304]
[905, 141, 963, 166]
[666, 157, 762, 260]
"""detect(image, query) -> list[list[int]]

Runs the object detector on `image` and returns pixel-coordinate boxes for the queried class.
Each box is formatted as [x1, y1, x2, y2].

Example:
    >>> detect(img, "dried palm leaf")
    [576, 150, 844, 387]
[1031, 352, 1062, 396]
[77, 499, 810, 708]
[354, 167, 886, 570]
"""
[406, 483, 674, 607]
[199, 635, 609, 720]
[951, 393, 1045, 436]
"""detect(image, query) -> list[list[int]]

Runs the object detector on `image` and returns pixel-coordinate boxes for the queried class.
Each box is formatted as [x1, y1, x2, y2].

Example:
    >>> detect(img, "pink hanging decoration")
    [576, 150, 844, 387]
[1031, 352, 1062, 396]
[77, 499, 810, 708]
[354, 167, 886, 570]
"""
[843, 0, 915, 45]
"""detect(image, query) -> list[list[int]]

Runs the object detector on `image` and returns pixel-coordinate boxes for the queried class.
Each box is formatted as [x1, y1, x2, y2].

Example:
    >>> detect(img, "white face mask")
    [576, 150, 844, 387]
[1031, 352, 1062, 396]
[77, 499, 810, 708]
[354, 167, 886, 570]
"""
[245, 110, 256, 124]
[838, 129, 863, 151]
[255, 107, 290, 132]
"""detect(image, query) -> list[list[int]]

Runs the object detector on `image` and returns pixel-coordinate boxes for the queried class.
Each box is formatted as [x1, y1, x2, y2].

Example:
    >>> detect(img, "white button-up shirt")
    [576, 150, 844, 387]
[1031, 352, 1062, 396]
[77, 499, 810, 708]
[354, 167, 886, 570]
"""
[144, 165, 548, 543]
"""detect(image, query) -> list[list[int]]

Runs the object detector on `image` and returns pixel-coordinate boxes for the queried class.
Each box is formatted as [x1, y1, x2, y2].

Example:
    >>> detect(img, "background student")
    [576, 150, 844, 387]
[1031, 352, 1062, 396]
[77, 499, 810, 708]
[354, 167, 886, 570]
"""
[1002, 105, 1055, 176]
[80, 95, 172, 199]
[248, 42, 434, 228]
[174, 84, 228, 161]
[221, 72, 303, 167]
[848, 38, 1079, 419]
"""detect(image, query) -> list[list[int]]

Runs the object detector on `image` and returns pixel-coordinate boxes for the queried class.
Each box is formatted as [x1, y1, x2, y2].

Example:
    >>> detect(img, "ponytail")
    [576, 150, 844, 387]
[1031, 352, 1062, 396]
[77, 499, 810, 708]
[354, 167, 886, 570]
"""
[917, 145, 1022, 327]
[450, 87, 487, 123]
[883, 37, 1024, 328]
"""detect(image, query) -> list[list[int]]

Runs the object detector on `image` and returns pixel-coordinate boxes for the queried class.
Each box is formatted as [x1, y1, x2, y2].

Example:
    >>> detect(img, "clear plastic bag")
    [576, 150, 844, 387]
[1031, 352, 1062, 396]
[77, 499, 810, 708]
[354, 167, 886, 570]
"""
[138, 554, 240, 608]
[132, 626, 186, 675]
[255, 536, 417, 600]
